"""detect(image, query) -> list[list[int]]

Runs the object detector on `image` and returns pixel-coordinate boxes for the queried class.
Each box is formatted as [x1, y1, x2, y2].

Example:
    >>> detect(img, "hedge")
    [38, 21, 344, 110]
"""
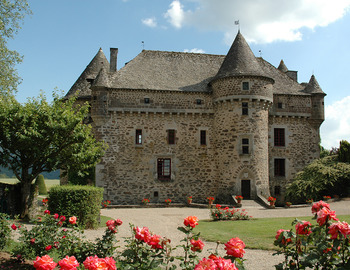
[48, 185, 103, 229]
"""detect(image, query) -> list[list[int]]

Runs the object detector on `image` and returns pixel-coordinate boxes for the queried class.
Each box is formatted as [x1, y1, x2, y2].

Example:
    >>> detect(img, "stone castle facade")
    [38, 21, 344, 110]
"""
[65, 32, 325, 205]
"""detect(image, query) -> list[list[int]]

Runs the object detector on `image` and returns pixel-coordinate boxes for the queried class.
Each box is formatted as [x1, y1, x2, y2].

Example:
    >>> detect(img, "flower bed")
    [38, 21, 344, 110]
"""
[210, 204, 252, 221]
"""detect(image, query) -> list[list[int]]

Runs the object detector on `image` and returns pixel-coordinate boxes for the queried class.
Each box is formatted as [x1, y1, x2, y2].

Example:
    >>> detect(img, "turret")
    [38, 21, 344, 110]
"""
[303, 75, 326, 122]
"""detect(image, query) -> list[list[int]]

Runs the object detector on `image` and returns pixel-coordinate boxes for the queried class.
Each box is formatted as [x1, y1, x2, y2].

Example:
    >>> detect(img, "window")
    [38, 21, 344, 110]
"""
[135, 129, 142, 145]
[242, 82, 250, 90]
[168, 129, 175, 145]
[277, 102, 283, 109]
[274, 128, 285, 147]
[242, 138, 249, 154]
[196, 99, 202, 105]
[157, 158, 171, 180]
[274, 159, 285, 177]
[144, 98, 150, 104]
[242, 102, 248, 115]
[200, 130, 207, 145]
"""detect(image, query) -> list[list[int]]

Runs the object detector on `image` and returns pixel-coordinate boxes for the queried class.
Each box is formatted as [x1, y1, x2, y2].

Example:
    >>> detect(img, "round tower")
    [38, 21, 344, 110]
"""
[210, 32, 274, 202]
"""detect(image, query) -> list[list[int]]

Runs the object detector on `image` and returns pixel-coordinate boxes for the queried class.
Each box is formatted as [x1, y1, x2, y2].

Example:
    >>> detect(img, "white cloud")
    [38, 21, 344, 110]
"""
[165, 0, 350, 43]
[183, 48, 205, 53]
[164, 0, 185, 29]
[142, 17, 157, 28]
[320, 96, 350, 149]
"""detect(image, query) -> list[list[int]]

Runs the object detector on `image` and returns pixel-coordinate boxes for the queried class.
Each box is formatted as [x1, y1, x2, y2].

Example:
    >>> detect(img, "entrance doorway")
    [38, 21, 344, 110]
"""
[241, 180, 251, 199]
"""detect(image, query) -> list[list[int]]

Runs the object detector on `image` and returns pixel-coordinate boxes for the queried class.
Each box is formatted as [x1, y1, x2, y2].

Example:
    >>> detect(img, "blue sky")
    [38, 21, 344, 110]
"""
[8, 0, 350, 149]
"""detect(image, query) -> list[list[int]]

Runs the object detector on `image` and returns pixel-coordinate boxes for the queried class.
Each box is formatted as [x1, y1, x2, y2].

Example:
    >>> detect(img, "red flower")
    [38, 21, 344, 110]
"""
[11, 224, 17, 230]
[60, 216, 66, 222]
[53, 213, 59, 219]
[312, 200, 330, 214]
[328, 221, 350, 239]
[275, 229, 292, 245]
[45, 245, 52, 251]
[58, 256, 79, 270]
[224, 237, 245, 258]
[317, 207, 338, 226]
[33, 255, 57, 270]
[184, 216, 199, 228]
[213, 256, 238, 270]
[190, 238, 204, 252]
[30, 238, 35, 245]
[148, 234, 163, 249]
[295, 221, 312, 235]
[194, 258, 217, 270]
[83, 256, 116, 270]
[57, 221, 63, 227]
[44, 210, 50, 215]
[134, 226, 151, 243]
[69, 216, 77, 225]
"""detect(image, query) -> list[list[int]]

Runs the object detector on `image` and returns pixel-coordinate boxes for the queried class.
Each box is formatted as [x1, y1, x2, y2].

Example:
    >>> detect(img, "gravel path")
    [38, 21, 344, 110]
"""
[88, 200, 349, 270]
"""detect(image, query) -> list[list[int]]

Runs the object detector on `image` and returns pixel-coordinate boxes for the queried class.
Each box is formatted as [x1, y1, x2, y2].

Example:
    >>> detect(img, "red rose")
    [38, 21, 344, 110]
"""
[295, 221, 312, 235]
[317, 207, 338, 226]
[53, 213, 59, 219]
[58, 256, 79, 270]
[11, 224, 17, 230]
[30, 238, 35, 245]
[33, 255, 57, 270]
[69, 216, 77, 225]
[44, 210, 50, 215]
[184, 216, 199, 228]
[224, 237, 245, 258]
[45, 245, 52, 251]
[60, 216, 66, 222]
[190, 239, 204, 252]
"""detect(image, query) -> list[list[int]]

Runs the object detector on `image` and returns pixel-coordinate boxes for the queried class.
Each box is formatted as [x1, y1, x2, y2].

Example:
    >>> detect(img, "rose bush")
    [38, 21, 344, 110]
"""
[210, 204, 252, 221]
[274, 200, 350, 269]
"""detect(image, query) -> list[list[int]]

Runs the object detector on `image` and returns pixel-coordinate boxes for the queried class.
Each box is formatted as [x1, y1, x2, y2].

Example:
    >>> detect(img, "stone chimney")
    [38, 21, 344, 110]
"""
[110, 48, 118, 72]
[286, 70, 298, 82]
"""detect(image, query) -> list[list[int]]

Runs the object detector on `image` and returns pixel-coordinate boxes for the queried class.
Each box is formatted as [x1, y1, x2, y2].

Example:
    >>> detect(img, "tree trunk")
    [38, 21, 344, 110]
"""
[20, 180, 33, 219]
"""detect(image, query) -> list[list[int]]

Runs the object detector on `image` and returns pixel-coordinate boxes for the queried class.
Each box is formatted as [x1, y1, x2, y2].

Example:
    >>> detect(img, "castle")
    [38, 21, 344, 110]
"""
[65, 32, 325, 205]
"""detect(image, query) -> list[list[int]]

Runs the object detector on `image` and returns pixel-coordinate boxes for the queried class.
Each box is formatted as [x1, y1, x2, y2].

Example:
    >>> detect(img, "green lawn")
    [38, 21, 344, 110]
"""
[0, 178, 60, 190]
[194, 215, 350, 250]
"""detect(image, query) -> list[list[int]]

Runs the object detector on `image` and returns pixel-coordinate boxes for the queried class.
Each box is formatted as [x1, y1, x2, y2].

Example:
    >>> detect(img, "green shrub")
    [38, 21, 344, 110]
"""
[48, 185, 103, 229]
[0, 213, 11, 250]
[35, 174, 47, 195]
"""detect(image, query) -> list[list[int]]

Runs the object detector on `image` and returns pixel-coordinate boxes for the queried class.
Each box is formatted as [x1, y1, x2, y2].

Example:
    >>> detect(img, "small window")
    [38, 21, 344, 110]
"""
[200, 130, 207, 145]
[153, 191, 159, 197]
[274, 159, 285, 177]
[277, 102, 283, 109]
[87, 78, 94, 85]
[157, 158, 171, 180]
[274, 128, 285, 147]
[136, 129, 142, 145]
[196, 99, 202, 105]
[242, 102, 248, 115]
[144, 98, 150, 104]
[168, 129, 175, 145]
[242, 138, 249, 154]
[242, 82, 250, 90]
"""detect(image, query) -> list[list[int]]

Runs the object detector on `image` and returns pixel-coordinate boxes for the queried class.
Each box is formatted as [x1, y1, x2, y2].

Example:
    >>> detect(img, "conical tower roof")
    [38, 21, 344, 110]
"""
[303, 75, 325, 95]
[213, 31, 269, 81]
[65, 48, 109, 98]
[92, 67, 110, 88]
[278, 60, 288, 73]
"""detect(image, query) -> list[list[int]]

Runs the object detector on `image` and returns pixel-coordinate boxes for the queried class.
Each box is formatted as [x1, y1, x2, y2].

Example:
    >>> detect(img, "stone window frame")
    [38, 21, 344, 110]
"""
[167, 129, 176, 145]
[242, 138, 249, 154]
[135, 129, 142, 145]
[157, 158, 171, 181]
[242, 102, 249, 115]
[200, 130, 207, 146]
[242, 81, 250, 91]
[196, 99, 203, 105]
[238, 134, 253, 156]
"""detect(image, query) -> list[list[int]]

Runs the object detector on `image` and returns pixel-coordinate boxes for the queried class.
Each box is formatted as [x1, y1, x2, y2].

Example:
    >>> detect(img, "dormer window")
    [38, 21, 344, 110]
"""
[242, 82, 250, 90]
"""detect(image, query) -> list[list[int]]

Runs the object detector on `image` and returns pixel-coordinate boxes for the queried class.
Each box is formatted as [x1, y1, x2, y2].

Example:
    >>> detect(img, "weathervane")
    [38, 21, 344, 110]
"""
[142, 41, 145, 50]
[235, 20, 240, 31]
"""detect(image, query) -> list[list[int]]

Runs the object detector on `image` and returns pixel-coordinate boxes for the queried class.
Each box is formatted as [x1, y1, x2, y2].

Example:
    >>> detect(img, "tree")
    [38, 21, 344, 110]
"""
[0, 94, 106, 218]
[0, 0, 31, 95]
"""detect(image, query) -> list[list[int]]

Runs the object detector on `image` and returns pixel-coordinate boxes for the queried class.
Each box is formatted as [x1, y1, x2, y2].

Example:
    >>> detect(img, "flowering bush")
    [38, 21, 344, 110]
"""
[323, 195, 331, 200]
[101, 200, 111, 208]
[274, 200, 350, 269]
[267, 196, 276, 203]
[306, 198, 313, 204]
[206, 197, 215, 203]
[210, 204, 252, 221]
[33, 255, 57, 270]
[142, 198, 150, 204]
[285, 202, 292, 207]
[0, 213, 11, 250]
[165, 198, 172, 204]
[235, 195, 243, 201]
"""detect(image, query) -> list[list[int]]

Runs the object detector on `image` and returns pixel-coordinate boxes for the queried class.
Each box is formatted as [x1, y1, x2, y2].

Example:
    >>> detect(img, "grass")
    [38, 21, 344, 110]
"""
[194, 215, 350, 250]
[0, 178, 60, 191]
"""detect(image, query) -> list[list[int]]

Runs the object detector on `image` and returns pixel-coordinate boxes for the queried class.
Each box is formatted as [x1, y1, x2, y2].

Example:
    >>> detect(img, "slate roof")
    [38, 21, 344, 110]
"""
[302, 75, 325, 95]
[66, 48, 109, 98]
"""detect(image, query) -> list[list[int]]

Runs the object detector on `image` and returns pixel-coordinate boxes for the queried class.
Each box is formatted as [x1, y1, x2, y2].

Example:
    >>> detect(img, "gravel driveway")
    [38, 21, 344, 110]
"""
[92, 200, 349, 270]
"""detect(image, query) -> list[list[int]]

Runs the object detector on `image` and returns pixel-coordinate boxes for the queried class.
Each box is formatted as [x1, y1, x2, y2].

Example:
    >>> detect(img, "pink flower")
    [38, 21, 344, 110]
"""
[53, 213, 59, 219]
[213, 257, 238, 270]
[134, 226, 151, 243]
[33, 255, 57, 270]
[295, 221, 312, 235]
[275, 229, 292, 245]
[44, 210, 50, 215]
[45, 245, 52, 251]
[184, 216, 199, 228]
[317, 207, 339, 226]
[11, 224, 17, 230]
[194, 258, 217, 270]
[311, 200, 330, 214]
[58, 256, 79, 270]
[83, 256, 116, 270]
[69, 216, 77, 225]
[328, 221, 350, 239]
[190, 239, 204, 252]
[224, 237, 245, 258]
[148, 234, 163, 249]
